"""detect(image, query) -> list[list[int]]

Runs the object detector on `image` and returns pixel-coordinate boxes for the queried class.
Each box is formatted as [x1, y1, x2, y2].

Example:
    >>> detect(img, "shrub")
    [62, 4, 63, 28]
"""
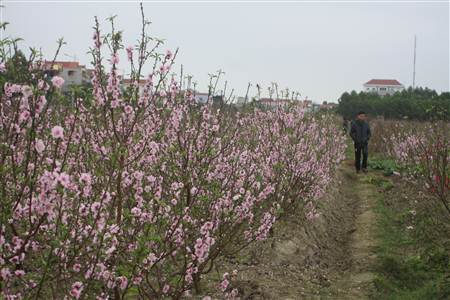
[386, 122, 450, 217]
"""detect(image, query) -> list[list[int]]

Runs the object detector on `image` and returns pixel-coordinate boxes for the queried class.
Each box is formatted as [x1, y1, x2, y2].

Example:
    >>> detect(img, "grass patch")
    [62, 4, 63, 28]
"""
[368, 157, 399, 176]
[373, 192, 450, 299]
[361, 175, 394, 190]
[374, 254, 450, 300]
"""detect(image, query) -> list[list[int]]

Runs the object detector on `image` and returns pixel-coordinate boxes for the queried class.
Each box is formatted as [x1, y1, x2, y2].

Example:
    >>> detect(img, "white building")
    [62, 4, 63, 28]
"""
[258, 98, 312, 111]
[193, 92, 210, 104]
[363, 79, 404, 96]
[43, 61, 91, 91]
[235, 96, 246, 107]
[258, 98, 292, 110]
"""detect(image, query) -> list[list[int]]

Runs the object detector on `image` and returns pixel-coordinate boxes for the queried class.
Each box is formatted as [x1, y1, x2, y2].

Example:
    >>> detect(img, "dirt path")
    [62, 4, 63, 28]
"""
[319, 163, 380, 299]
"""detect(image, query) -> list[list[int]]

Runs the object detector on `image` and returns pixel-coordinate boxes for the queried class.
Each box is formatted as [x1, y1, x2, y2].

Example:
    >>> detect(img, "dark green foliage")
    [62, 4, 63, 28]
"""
[337, 88, 450, 121]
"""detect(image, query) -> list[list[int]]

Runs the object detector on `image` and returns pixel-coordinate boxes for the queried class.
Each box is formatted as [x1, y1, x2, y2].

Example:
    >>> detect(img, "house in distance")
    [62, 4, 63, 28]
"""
[43, 61, 92, 91]
[363, 79, 404, 96]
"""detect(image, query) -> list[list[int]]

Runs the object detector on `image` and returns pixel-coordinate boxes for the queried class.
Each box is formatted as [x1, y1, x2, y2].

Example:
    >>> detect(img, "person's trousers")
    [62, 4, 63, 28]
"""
[354, 142, 368, 171]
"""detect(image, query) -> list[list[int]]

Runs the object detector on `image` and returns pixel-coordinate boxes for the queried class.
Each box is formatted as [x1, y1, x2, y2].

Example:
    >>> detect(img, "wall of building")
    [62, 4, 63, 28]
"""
[194, 94, 209, 104]
[60, 68, 83, 89]
[364, 85, 404, 96]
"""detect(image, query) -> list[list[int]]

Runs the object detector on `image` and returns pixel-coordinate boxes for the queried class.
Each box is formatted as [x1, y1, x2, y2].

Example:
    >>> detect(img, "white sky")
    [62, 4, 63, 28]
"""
[2, 0, 449, 103]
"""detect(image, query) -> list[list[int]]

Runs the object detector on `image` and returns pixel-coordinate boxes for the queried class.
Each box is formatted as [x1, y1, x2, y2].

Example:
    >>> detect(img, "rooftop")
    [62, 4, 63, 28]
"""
[364, 79, 403, 86]
[43, 61, 83, 69]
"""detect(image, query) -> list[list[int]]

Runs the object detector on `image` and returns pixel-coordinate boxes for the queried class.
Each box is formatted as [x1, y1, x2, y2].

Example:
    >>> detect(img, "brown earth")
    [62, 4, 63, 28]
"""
[202, 160, 382, 299]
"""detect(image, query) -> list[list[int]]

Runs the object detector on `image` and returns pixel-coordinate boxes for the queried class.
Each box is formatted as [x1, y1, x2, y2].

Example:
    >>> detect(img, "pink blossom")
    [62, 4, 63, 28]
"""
[229, 288, 239, 298]
[51, 76, 65, 89]
[111, 100, 119, 108]
[19, 110, 30, 123]
[36, 95, 47, 113]
[73, 263, 81, 272]
[219, 274, 229, 292]
[51, 125, 64, 139]
[4, 83, 21, 97]
[38, 79, 48, 91]
[0, 62, 6, 72]
[124, 105, 133, 115]
[58, 173, 70, 188]
[105, 245, 116, 256]
[126, 46, 133, 61]
[254, 212, 276, 241]
[117, 276, 128, 290]
[162, 284, 170, 294]
[1, 268, 11, 280]
[70, 282, 83, 299]
[35, 139, 45, 154]
[93, 32, 101, 48]
[200, 221, 214, 235]
[111, 53, 119, 65]
[91, 202, 101, 214]
[133, 276, 142, 285]
[165, 49, 173, 60]
[131, 206, 142, 217]
[80, 173, 92, 185]
[306, 210, 320, 221]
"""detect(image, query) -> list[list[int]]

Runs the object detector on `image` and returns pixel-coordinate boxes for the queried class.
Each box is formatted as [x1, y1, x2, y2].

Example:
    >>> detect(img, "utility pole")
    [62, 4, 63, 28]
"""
[413, 35, 417, 89]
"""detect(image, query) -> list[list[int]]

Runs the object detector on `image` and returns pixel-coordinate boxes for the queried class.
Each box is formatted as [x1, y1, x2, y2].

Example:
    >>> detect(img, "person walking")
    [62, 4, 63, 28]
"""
[350, 111, 371, 173]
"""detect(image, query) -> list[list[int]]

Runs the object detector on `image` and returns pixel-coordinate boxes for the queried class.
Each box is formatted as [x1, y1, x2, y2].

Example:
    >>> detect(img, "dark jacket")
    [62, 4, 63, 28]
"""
[350, 119, 371, 144]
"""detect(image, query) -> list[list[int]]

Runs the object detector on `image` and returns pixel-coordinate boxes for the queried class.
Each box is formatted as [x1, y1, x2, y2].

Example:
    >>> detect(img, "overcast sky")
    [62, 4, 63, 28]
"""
[2, 0, 449, 102]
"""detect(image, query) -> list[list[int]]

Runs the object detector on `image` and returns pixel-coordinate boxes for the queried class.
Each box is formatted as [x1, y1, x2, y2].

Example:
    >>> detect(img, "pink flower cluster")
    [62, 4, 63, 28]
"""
[51, 76, 65, 89]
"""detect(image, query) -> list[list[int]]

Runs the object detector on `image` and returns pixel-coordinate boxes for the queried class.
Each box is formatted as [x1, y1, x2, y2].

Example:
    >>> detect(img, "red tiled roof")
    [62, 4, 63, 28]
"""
[43, 61, 80, 69]
[364, 79, 402, 86]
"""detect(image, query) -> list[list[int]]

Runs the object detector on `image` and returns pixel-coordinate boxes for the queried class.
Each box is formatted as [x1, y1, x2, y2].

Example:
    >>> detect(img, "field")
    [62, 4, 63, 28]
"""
[1, 11, 449, 300]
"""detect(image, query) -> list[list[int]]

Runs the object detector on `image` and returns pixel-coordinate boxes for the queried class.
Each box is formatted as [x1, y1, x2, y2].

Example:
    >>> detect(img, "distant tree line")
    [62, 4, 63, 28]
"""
[337, 87, 450, 121]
